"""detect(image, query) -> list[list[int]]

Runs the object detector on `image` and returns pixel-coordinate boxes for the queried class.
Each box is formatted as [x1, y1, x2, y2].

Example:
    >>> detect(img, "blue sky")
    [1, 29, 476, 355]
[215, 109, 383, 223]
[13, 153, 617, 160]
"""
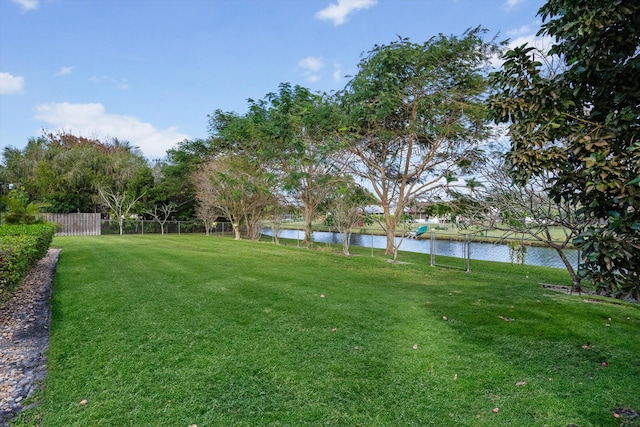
[1, 0, 546, 159]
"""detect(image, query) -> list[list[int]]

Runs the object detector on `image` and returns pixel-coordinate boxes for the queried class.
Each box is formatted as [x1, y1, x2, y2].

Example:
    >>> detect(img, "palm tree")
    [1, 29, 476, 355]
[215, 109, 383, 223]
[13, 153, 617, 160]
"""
[465, 177, 484, 198]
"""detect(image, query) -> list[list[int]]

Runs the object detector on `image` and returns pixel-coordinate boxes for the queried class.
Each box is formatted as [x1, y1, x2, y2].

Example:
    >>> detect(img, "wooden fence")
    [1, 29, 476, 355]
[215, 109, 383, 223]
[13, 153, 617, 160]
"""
[43, 213, 101, 236]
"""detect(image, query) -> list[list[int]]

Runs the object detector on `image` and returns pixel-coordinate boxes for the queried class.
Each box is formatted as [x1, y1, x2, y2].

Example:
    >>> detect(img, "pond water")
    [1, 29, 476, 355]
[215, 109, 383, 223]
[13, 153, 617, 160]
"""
[263, 229, 579, 270]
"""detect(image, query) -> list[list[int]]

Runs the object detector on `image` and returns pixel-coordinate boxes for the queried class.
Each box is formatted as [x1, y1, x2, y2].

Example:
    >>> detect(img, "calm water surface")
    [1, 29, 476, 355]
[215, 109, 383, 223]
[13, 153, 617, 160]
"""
[264, 229, 578, 270]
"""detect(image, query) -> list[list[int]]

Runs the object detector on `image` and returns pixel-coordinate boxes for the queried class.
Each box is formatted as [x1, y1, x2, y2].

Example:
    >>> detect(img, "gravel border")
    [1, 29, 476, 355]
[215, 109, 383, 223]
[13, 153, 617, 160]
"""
[0, 248, 60, 426]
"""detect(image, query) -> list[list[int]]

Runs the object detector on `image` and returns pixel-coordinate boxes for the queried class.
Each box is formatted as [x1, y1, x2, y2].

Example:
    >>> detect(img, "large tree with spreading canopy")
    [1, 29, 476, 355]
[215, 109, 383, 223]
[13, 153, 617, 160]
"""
[210, 84, 344, 246]
[338, 28, 501, 258]
[488, 0, 640, 300]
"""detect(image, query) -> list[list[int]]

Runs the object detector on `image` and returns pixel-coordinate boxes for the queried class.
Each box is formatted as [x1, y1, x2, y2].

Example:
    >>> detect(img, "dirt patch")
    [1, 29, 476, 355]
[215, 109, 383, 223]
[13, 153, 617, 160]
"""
[0, 248, 60, 426]
[541, 284, 634, 306]
[541, 283, 597, 296]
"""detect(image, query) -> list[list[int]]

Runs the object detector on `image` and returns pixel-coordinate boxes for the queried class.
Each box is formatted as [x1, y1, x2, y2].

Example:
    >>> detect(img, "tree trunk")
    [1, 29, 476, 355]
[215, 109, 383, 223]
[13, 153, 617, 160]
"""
[233, 224, 241, 240]
[341, 231, 351, 256]
[383, 204, 395, 254]
[303, 203, 313, 246]
[556, 247, 581, 293]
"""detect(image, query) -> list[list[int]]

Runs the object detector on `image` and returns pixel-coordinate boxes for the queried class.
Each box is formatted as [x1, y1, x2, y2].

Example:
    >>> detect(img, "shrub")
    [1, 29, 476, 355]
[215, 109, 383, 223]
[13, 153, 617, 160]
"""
[0, 223, 56, 304]
[0, 187, 50, 225]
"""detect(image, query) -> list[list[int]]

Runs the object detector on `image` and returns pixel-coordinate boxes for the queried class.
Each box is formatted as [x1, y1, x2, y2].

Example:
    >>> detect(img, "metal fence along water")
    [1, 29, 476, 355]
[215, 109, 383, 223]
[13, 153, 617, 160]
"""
[264, 228, 579, 270]
[39, 214, 578, 271]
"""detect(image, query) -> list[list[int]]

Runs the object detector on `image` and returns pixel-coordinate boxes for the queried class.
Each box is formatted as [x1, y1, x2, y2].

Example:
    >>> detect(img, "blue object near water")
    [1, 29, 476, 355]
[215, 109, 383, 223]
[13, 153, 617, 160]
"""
[416, 225, 428, 236]
[406, 225, 428, 238]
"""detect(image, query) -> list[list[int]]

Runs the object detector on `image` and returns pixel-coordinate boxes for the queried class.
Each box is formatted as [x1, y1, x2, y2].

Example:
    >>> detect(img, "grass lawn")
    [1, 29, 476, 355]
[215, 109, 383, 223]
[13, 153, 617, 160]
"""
[14, 235, 640, 426]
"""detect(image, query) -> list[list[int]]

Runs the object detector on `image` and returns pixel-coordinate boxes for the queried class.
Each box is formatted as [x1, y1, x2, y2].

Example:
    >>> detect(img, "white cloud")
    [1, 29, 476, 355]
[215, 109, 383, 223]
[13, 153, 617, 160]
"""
[34, 102, 189, 158]
[90, 75, 129, 90]
[298, 56, 324, 72]
[11, 0, 38, 11]
[0, 72, 25, 94]
[297, 56, 325, 83]
[507, 25, 531, 36]
[55, 66, 74, 76]
[507, 34, 554, 52]
[504, 0, 524, 9]
[316, 0, 377, 26]
[332, 63, 343, 82]
[490, 24, 555, 69]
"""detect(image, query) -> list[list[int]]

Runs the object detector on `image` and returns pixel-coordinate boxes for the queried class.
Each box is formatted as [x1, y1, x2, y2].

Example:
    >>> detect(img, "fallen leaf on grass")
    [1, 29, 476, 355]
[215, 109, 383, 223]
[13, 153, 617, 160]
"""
[498, 316, 514, 322]
[412, 344, 419, 350]
[79, 399, 88, 405]
[612, 408, 640, 419]
[454, 373, 458, 380]
[493, 407, 499, 413]
[515, 381, 527, 386]
[442, 316, 448, 321]
[581, 343, 590, 349]
[331, 328, 337, 332]
[320, 294, 325, 298]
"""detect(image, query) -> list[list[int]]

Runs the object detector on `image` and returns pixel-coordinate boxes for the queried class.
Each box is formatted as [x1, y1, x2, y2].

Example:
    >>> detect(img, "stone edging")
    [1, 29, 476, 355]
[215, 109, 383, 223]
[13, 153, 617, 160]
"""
[0, 248, 60, 426]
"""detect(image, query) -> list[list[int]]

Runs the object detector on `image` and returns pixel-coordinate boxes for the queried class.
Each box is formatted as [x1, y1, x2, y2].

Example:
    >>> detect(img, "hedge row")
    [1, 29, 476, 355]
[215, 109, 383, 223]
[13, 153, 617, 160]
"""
[0, 223, 56, 304]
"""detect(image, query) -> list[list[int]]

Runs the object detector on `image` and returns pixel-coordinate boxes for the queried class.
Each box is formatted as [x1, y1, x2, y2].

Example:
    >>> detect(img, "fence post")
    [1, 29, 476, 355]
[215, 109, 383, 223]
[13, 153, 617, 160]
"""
[370, 230, 374, 257]
[430, 231, 435, 267]
[465, 234, 471, 273]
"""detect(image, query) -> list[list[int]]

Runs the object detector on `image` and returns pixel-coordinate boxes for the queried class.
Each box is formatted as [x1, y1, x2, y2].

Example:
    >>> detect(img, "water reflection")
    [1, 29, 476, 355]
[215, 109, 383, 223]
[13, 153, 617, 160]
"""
[263, 229, 578, 269]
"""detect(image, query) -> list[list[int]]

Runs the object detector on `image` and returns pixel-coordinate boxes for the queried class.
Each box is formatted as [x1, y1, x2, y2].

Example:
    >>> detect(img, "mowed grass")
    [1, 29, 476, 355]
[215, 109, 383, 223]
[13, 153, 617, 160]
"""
[16, 235, 640, 426]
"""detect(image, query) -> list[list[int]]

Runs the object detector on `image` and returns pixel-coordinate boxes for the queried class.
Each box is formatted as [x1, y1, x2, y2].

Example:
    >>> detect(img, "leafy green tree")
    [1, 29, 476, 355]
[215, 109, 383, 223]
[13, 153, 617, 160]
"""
[339, 28, 501, 259]
[325, 181, 376, 255]
[156, 138, 215, 220]
[210, 84, 344, 246]
[193, 155, 278, 240]
[2, 137, 58, 206]
[488, 0, 640, 300]
[255, 84, 344, 246]
[1, 131, 151, 214]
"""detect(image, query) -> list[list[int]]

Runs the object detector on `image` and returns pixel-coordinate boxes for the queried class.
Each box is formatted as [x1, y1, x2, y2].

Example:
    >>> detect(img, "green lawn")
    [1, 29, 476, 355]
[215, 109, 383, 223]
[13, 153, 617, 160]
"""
[15, 235, 640, 426]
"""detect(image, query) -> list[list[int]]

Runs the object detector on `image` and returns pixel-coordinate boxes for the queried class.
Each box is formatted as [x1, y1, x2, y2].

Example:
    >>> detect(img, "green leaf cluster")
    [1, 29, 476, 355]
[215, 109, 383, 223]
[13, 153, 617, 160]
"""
[488, 0, 640, 299]
[0, 187, 50, 225]
[1, 132, 149, 213]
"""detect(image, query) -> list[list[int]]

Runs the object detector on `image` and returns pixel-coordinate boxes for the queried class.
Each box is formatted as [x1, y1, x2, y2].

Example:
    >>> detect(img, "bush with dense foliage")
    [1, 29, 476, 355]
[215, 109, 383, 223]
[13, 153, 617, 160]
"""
[488, 0, 640, 300]
[0, 223, 56, 304]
